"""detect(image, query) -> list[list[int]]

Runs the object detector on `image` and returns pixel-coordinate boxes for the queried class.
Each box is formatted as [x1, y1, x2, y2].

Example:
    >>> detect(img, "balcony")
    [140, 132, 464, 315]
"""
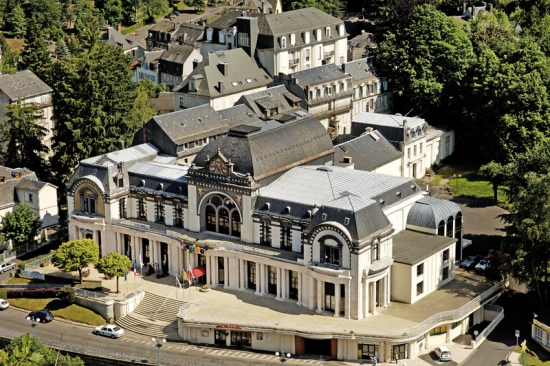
[323, 50, 334, 60]
[289, 58, 300, 67]
[314, 104, 352, 121]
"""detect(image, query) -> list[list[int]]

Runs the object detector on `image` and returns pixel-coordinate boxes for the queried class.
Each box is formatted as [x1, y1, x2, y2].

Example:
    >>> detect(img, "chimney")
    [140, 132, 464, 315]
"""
[403, 120, 407, 142]
[261, 0, 268, 14]
[218, 80, 224, 92]
[361, 29, 365, 34]
[192, 59, 199, 70]
[217, 62, 228, 76]
[118, 140, 126, 150]
[107, 27, 112, 39]
[15, 172, 20, 179]
[117, 24, 122, 32]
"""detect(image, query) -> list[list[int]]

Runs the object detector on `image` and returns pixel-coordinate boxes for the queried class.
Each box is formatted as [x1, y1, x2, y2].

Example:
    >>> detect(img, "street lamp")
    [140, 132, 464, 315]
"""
[275, 351, 291, 366]
[26, 316, 40, 337]
[152, 337, 166, 365]
[453, 173, 461, 191]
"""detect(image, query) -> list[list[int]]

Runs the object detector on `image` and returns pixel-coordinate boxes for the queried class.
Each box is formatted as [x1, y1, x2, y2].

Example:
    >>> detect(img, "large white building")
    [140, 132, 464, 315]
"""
[65, 109, 499, 361]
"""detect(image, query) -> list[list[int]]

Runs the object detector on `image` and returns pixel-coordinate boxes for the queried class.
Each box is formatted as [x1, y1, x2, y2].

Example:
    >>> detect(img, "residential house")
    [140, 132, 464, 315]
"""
[350, 113, 455, 181]
[199, 7, 348, 77]
[347, 31, 376, 61]
[173, 48, 272, 111]
[102, 26, 144, 61]
[0, 165, 58, 243]
[65, 108, 498, 360]
[341, 58, 391, 118]
[132, 104, 262, 164]
[158, 45, 203, 91]
[274, 64, 353, 142]
[146, 21, 205, 51]
[0, 70, 54, 154]
[133, 50, 164, 84]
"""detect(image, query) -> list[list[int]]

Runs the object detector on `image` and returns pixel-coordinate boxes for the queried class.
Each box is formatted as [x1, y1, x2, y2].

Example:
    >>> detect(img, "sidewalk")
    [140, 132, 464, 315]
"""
[508, 352, 521, 366]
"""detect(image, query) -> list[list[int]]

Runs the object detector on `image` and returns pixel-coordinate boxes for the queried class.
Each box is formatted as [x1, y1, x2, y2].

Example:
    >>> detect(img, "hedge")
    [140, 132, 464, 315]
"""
[18, 252, 55, 270]
[8, 288, 61, 298]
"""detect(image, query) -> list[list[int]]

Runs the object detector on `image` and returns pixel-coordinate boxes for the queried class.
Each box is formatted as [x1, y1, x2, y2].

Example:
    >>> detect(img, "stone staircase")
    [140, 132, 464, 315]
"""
[115, 291, 184, 340]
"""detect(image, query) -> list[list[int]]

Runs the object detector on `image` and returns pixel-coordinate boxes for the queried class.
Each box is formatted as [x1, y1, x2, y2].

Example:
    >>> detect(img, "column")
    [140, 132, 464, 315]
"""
[362, 279, 368, 318]
[281, 268, 287, 300]
[226, 332, 231, 347]
[381, 277, 387, 307]
[212, 256, 218, 286]
[239, 259, 245, 290]
[316, 279, 323, 313]
[276, 267, 282, 300]
[334, 282, 341, 317]
[445, 324, 452, 343]
[308, 276, 315, 310]
[256, 263, 263, 295]
[297, 272, 303, 306]
[223, 256, 228, 288]
[424, 333, 430, 350]
[345, 281, 351, 319]
[371, 282, 377, 315]
[206, 254, 211, 285]
[263, 264, 268, 295]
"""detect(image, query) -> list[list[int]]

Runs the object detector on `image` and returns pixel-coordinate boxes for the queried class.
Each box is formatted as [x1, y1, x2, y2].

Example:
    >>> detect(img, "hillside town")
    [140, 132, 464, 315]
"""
[0, 0, 548, 365]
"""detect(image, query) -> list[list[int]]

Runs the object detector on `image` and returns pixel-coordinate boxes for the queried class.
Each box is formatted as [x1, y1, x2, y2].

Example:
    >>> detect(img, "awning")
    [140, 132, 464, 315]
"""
[188, 266, 206, 279]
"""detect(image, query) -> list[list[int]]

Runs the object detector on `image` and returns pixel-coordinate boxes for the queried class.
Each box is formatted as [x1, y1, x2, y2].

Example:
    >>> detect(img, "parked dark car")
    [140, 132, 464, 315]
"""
[461, 255, 481, 270]
[27, 309, 54, 323]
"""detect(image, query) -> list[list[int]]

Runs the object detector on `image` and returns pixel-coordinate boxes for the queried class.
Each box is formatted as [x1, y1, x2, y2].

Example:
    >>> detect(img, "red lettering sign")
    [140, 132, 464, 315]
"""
[216, 324, 242, 330]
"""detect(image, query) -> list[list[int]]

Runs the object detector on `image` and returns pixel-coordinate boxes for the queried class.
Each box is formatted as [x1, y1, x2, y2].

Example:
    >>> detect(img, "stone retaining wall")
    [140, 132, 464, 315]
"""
[76, 296, 114, 321]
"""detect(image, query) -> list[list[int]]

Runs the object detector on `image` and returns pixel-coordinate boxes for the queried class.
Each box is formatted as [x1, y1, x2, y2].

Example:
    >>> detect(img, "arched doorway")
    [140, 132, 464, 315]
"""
[437, 220, 445, 236]
[203, 194, 241, 238]
[455, 212, 463, 260]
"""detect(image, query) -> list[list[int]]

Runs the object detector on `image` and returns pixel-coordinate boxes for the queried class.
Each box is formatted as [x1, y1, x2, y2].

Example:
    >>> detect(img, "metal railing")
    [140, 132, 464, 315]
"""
[0, 328, 219, 366]
[124, 286, 144, 299]
[241, 245, 300, 262]
[475, 304, 504, 345]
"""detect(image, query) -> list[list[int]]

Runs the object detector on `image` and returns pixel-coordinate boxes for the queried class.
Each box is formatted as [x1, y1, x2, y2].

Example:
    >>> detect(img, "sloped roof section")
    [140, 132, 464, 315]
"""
[81, 143, 159, 166]
[393, 230, 457, 265]
[0, 70, 52, 100]
[407, 196, 462, 229]
[333, 131, 402, 171]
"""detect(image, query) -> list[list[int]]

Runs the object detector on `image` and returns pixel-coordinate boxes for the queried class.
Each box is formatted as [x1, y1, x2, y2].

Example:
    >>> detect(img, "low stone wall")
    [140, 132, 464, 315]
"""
[113, 290, 145, 320]
[76, 296, 114, 321]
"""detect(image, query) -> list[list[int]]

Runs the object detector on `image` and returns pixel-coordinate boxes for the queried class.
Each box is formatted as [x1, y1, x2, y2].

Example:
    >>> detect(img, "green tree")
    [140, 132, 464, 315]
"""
[499, 140, 550, 307]
[142, 0, 168, 21]
[377, 5, 475, 123]
[288, 0, 344, 16]
[0, 98, 50, 179]
[122, 0, 140, 22]
[132, 87, 158, 126]
[478, 161, 506, 202]
[192, 0, 205, 12]
[55, 38, 71, 60]
[2, 334, 84, 366]
[6, 4, 26, 38]
[76, 10, 101, 51]
[25, 0, 64, 40]
[362, 0, 420, 35]
[0, 32, 17, 74]
[0, 203, 42, 249]
[135, 77, 166, 98]
[96, 0, 123, 26]
[52, 239, 99, 283]
[96, 252, 132, 293]
[51, 41, 136, 183]
[20, 17, 54, 84]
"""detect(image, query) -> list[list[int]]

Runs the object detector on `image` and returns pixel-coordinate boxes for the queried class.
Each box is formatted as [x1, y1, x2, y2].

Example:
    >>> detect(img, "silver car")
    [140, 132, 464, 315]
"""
[93, 324, 124, 338]
[0, 300, 9, 310]
[434, 346, 452, 361]
[0, 262, 16, 273]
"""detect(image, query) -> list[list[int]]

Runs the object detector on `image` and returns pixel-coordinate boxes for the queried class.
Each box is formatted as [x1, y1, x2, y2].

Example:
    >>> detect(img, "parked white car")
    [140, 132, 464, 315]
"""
[0, 262, 16, 273]
[93, 324, 124, 338]
[434, 346, 452, 361]
[475, 259, 491, 273]
[0, 300, 9, 310]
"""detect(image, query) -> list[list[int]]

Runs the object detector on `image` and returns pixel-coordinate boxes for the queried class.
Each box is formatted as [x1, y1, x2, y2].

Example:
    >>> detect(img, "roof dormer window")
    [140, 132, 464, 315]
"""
[290, 33, 296, 45]
[325, 27, 331, 38]
[316, 29, 322, 40]
[339, 24, 345, 36]
[280, 36, 287, 48]
[304, 31, 310, 44]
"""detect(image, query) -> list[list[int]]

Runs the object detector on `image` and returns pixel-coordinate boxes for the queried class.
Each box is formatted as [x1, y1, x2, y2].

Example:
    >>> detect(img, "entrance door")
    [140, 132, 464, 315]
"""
[247, 262, 256, 290]
[218, 257, 225, 285]
[375, 280, 380, 308]
[325, 282, 335, 312]
[359, 343, 379, 360]
[161, 242, 168, 274]
[142, 239, 150, 264]
[412, 163, 417, 178]
[304, 338, 331, 356]
[391, 344, 407, 361]
[124, 235, 132, 259]
[214, 330, 226, 345]
[289, 270, 298, 300]
[268, 266, 277, 295]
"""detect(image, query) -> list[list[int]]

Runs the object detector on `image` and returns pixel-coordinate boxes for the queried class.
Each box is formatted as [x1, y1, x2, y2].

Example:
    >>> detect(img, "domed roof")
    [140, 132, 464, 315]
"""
[407, 196, 461, 229]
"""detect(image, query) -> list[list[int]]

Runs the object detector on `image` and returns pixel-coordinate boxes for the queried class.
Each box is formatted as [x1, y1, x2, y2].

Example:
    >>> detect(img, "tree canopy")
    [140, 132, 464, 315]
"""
[0, 203, 42, 249]
[52, 239, 99, 282]
[19, 17, 54, 84]
[0, 334, 84, 366]
[96, 252, 133, 293]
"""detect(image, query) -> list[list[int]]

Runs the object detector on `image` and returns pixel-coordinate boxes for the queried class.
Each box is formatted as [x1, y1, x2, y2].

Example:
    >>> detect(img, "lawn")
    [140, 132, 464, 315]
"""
[8, 298, 105, 326]
[514, 341, 550, 366]
[6, 276, 40, 285]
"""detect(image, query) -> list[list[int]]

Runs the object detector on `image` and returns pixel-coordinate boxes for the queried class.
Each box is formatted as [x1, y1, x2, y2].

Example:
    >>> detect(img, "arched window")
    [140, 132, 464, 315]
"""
[203, 194, 241, 237]
[446, 216, 454, 237]
[437, 220, 445, 236]
[325, 26, 331, 38]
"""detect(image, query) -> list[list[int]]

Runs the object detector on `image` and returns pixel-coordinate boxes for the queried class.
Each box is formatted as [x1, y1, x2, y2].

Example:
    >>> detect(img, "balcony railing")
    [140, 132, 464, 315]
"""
[289, 58, 300, 67]
[314, 104, 352, 120]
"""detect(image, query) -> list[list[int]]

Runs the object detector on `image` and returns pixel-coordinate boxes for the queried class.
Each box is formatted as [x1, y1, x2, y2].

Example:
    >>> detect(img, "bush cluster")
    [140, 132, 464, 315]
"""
[8, 288, 60, 298]
[59, 287, 76, 304]
[18, 252, 55, 270]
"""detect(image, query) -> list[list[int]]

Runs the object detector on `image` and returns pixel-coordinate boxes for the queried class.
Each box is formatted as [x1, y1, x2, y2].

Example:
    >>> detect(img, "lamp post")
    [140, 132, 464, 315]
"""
[26, 316, 40, 337]
[152, 337, 166, 365]
[453, 173, 462, 191]
[275, 351, 291, 366]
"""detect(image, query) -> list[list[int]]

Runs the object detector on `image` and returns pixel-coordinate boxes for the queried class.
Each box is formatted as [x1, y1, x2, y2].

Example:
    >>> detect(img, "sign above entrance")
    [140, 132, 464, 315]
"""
[216, 324, 242, 330]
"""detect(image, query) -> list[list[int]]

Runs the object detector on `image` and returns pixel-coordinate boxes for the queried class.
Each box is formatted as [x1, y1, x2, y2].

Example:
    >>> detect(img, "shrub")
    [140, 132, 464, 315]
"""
[59, 287, 76, 304]
[8, 288, 61, 298]
[201, 284, 210, 290]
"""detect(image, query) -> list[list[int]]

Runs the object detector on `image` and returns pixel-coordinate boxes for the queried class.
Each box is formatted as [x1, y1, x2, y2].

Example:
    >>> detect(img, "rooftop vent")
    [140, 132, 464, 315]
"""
[379, 199, 385, 205]
[317, 166, 332, 172]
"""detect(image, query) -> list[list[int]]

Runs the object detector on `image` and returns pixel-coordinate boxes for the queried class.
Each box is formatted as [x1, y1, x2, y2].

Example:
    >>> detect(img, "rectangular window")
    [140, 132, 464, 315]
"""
[416, 281, 423, 296]
[175, 205, 183, 227]
[28, 193, 33, 203]
[535, 327, 543, 341]
[443, 249, 449, 261]
[430, 326, 446, 336]
[452, 321, 461, 329]
[324, 246, 340, 266]
[318, 46, 322, 60]
[238, 32, 250, 47]
[407, 148, 411, 159]
[281, 224, 292, 250]
[138, 198, 146, 219]
[414, 145, 417, 156]
[371, 243, 379, 262]
[417, 263, 423, 276]
[261, 221, 271, 246]
[83, 197, 96, 214]
[420, 143, 423, 154]
[119, 198, 127, 219]
[305, 49, 310, 62]
[443, 266, 449, 280]
[156, 201, 165, 223]
[118, 178, 124, 188]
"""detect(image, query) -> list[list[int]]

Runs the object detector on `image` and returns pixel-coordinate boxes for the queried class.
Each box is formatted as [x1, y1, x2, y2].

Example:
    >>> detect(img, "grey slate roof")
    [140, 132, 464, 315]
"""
[103, 27, 137, 52]
[333, 131, 402, 171]
[207, 9, 262, 30]
[235, 85, 296, 117]
[263, 7, 344, 36]
[348, 32, 377, 49]
[0, 166, 53, 208]
[173, 48, 272, 96]
[0, 70, 52, 101]
[193, 115, 333, 181]
[256, 165, 421, 241]
[159, 45, 195, 65]
[177, 23, 205, 46]
[406, 196, 462, 229]
[129, 162, 188, 197]
[289, 64, 348, 87]
[341, 57, 377, 83]
[392, 230, 457, 265]
[150, 21, 180, 33]
[351, 112, 427, 142]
